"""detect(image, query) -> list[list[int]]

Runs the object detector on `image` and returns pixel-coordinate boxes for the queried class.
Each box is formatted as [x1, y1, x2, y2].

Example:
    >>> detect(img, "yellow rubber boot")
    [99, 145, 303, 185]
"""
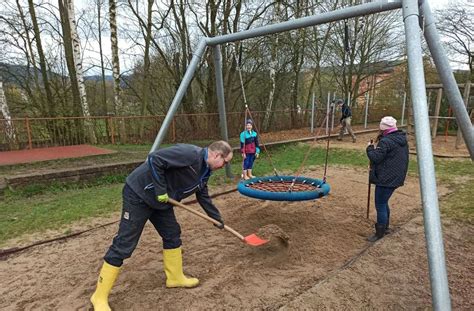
[248, 169, 255, 178]
[90, 261, 120, 311]
[163, 247, 199, 288]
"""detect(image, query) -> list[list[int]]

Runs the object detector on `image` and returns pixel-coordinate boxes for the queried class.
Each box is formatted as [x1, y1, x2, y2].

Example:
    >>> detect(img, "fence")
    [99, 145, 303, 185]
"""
[1, 106, 404, 151]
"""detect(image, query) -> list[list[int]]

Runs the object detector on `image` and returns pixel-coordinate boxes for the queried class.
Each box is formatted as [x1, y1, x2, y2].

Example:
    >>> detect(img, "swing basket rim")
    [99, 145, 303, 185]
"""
[237, 175, 330, 201]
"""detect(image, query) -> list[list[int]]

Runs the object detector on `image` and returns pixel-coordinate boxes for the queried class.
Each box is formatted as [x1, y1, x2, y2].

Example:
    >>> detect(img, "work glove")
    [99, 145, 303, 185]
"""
[213, 219, 225, 229]
[157, 193, 169, 203]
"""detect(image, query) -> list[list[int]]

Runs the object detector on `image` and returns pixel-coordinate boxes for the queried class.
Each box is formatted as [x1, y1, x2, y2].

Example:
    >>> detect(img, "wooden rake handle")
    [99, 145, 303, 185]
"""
[168, 198, 245, 241]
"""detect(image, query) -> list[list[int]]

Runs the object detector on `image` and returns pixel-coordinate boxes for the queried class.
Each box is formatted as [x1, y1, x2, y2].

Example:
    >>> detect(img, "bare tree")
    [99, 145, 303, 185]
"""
[125, 0, 154, 118]
[287, 0, 308, 127]
[262, 0, 282, 131]
[27, 0, 56, 116]
[65, 0, 97, 143]
[108, 0, 123, 116]
[327, 1, 403, 106]
[305, 1, 336, 111]
[15, 0, 42, 105]
[58, 0, 82, 116]
[191, 0, 272, 110]
[436, 1, 474, 79]
[96, 0, 108, 115]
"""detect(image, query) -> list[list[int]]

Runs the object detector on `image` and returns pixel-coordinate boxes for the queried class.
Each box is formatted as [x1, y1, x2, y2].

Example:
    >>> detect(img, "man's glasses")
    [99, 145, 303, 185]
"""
[220, 154, 229, 165]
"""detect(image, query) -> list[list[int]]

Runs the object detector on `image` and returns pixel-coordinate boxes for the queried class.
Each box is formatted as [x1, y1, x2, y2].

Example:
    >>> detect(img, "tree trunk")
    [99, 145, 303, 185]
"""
[27, 0, 56, 117]
[16, 0, 42, 113]
[97, 0, 109, 141]
[66, 0, 97, 144]
[58, 0, 84, 143]
[290, 0, 307, 128]
[263, 1, 281, 132]
[171, 0, 198, 133]
[0, 81, 17, 148]
[97, 0, 108, 116]
[139, 0, 154, 139]
[109, 0, 125, 143]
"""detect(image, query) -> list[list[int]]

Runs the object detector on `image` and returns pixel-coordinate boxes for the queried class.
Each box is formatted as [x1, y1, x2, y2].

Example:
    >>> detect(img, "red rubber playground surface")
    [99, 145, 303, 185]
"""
[0, 145, 115, 166]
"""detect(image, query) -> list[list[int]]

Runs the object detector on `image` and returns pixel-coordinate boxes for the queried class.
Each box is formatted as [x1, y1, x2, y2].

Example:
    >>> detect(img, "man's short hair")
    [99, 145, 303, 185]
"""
[335, 99, 344, 105]
[209, 140, 233, 157]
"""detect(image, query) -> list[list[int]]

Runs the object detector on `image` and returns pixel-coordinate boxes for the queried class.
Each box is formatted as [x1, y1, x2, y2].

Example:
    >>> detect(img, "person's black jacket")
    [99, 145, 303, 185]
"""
[340, 103, 352, 122]
[125, 144, 222, 221]
[366, 130, 409, 188]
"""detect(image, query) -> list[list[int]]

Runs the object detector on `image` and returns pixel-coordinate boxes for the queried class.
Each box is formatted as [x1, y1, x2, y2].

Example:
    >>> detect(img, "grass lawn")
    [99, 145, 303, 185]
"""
[0, 143, 472, 246]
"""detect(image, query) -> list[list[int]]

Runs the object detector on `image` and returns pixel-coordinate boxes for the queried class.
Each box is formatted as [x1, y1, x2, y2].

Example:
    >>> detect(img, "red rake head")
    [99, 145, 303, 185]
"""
[243, 234, 269, 246]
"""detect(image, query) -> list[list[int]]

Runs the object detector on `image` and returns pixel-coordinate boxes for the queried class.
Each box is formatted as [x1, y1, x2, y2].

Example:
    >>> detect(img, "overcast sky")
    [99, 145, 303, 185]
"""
[429, 0, 452, 8]
[74, 0, 463, 75]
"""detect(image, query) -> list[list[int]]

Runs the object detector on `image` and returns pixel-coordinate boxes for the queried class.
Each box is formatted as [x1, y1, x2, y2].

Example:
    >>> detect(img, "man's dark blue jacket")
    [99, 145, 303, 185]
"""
[125, 144, 222, 222]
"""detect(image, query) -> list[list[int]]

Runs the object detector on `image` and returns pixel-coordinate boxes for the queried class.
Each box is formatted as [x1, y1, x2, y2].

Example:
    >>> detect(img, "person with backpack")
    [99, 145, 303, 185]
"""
[336, 99, 356, 143]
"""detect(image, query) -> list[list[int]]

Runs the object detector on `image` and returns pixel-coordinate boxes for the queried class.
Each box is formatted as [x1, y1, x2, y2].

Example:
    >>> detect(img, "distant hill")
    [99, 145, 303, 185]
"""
[0, 62, 48, 84]
[84, 75, 114, 82]
[0, 62, 121, 86]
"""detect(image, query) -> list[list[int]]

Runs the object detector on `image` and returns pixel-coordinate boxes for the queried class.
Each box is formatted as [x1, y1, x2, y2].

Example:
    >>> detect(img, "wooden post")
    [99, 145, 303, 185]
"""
[427, 90, 432, 129]
[431, 87, 443, 139]
[455, 81, 471, 149]
[120, 117, 126, 144]
[25, 117, 32, 149]
[108, 116, 115, 144]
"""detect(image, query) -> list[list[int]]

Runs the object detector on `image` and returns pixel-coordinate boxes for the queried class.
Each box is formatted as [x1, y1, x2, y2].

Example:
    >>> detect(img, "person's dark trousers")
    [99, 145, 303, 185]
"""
[374, 185, 396, 225]
[104, 184, 182, 267]
[243, 153, 256, 170]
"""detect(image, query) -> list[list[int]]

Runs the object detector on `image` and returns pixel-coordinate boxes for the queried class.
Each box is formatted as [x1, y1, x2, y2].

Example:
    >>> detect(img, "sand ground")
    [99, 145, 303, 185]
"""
[0, 131, 472, 310]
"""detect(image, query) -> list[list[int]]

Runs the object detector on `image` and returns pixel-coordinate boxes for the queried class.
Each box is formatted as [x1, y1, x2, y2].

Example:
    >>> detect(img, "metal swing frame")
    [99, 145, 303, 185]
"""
[149, 1, 474, 309]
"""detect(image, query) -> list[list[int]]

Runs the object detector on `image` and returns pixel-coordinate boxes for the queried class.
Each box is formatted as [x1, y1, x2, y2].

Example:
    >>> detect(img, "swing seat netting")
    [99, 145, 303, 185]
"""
[238, 175, 330, 201]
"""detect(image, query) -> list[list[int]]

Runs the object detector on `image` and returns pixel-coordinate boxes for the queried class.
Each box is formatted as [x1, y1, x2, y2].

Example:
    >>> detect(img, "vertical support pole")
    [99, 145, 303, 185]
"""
[150, 39, 208, 152]
[402, 1, 451, 310]
[331, 102, 336, 131]
[432, 88, 443, 139]
[213, 45, 233, 178]
[364, 92, 369, 128]
[326, 92, 330, 135]
[311, 92, 315, 133]
[455, 81, 470, 148]
[421, 1, 474, 159]
[401, 91, 407, 126]
[25, 117, 32, 150]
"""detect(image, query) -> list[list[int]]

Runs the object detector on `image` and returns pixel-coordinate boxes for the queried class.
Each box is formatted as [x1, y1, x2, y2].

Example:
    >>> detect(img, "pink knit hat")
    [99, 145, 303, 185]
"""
[380, 116, 397, 131]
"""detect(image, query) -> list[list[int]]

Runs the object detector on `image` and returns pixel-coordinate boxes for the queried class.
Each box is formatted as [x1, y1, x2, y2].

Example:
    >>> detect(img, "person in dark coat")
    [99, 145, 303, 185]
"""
[366, 116, 409, 242]
[91, 141, 233, 311]
[336, 99, 356, 143]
